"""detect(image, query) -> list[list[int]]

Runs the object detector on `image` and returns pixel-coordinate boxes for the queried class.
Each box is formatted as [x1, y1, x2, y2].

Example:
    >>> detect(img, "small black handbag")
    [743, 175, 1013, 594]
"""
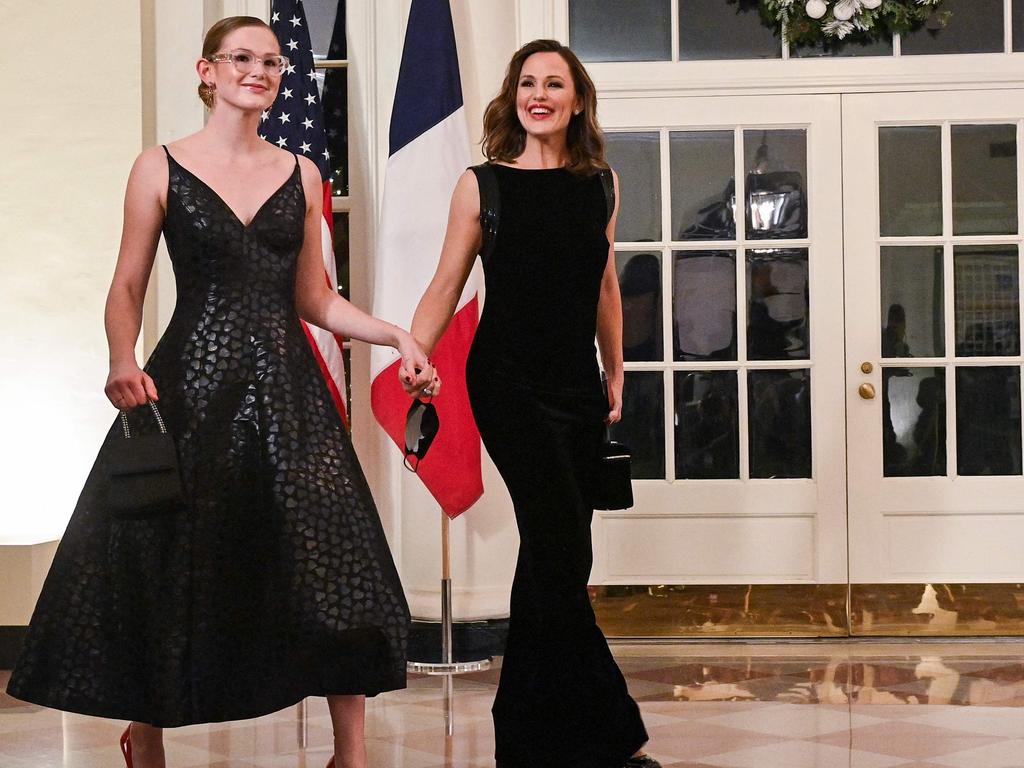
[591, 428, 634, 511]
[105, 400, 184, 520]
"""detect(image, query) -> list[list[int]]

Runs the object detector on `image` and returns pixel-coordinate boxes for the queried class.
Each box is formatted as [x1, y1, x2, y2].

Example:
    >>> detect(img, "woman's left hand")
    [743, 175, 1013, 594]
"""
[605, 377, 623, 425]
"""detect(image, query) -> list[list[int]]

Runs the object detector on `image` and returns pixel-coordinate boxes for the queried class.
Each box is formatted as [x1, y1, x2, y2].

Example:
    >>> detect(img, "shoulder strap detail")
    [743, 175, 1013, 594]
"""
[470, 163, 500, 266]
[598, 167, 615, 225]
[161, 144, 170, 157]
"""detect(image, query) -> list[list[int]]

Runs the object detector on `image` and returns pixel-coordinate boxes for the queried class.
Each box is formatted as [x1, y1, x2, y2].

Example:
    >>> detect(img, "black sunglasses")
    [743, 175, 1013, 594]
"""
[404, 397, 439, 472]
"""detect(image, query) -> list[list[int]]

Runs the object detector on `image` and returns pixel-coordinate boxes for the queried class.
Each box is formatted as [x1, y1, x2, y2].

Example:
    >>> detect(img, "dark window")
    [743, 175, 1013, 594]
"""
[569, 0, 672, 62]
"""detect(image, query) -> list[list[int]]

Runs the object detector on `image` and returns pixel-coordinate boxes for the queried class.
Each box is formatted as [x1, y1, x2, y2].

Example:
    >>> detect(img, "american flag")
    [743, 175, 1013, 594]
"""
[263, 0, 349, 425]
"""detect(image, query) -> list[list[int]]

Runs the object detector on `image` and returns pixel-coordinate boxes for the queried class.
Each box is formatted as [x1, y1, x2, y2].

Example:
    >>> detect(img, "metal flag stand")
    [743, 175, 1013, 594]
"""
[407, 513, 491, 734]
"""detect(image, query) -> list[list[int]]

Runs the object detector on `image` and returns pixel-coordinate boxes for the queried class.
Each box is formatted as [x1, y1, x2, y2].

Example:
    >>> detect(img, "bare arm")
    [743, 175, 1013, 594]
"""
[103, 147, 167, 409]
[595, 169, 624, 424]
[292, 157, 433, 391]
[410, 169, 482, 356]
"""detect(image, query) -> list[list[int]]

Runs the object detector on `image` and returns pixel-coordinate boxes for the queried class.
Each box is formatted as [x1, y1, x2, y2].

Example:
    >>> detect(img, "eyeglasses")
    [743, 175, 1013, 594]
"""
[404, 397, 439, 472]
[206, 49, 290, 76]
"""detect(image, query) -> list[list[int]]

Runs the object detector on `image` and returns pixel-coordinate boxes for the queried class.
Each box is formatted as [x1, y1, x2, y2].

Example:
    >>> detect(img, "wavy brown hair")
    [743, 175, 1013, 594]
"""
[198, 16, 275, 109]
[482, 39, 607, 175]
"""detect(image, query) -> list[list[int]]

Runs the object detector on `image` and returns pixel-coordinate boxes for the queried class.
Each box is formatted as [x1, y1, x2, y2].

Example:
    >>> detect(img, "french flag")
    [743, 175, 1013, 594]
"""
[370, 0, 483, 518]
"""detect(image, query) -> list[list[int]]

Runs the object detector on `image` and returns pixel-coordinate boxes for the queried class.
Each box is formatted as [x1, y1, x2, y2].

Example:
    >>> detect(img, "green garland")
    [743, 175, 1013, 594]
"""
[750, 1, 951, 46]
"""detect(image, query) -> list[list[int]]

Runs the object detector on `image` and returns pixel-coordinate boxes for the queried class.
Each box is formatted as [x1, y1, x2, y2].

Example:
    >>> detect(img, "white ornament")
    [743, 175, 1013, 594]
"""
[805, 0, 828, 19]
[833, 0, 857, 21]
[862, 0, 882, 8]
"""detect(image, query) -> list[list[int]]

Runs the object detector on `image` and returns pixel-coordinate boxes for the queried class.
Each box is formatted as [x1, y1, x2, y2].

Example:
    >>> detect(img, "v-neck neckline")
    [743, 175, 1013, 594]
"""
[165, 149, 299, 229]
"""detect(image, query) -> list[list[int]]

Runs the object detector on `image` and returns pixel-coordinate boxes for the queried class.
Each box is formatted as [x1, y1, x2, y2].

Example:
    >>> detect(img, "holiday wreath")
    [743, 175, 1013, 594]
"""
[743, 0, 951, 45]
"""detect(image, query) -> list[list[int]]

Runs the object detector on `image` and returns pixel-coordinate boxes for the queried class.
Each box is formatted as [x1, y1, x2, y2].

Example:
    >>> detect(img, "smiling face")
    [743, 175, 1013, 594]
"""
[515, 51, 581, 142]
[196, 24, 282, 112]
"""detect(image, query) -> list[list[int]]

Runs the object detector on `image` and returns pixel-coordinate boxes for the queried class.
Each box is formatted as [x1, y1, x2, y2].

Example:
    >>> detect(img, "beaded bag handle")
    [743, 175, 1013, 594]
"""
[119, 400, 168, 439]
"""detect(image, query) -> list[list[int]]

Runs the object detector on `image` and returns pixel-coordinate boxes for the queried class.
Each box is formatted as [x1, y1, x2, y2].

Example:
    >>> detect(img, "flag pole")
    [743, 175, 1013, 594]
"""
[406, 510, 491, 735]
[407, 512, 490, 676]
[442, 512, 452, 664]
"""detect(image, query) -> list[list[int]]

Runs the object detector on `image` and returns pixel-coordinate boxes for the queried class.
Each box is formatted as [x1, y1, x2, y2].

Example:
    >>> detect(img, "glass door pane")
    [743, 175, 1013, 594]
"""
[673, 250, 736, 361]
[951, 125, 1018, 236]
[880, 246, 945, 358]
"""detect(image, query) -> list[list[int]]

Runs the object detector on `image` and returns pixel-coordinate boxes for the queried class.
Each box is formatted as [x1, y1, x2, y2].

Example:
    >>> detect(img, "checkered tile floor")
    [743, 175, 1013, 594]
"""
[4, 643, 1024, 767]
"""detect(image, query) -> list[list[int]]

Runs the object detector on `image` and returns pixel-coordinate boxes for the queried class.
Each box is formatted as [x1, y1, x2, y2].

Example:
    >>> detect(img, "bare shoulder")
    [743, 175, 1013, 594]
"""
[295, 154, 323, 194]
[292, 154, 323, 214]
[126, 145, 170, 203]
[452, 168, 480, 217]
[457, 167, 480, 192]
[131, 145, 169, 177]
[295, 153, 321, 180]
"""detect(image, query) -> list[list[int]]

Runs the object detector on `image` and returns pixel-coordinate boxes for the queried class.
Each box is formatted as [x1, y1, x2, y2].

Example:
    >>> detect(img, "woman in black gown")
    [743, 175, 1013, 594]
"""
[409, 40, 658, 768]
[6, 17, 434, 768]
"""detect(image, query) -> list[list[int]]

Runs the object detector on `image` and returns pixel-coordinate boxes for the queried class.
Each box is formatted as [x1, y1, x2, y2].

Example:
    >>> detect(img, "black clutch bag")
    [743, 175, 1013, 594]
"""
[105, 401, 184, 520]
[591, 429, 634, 511]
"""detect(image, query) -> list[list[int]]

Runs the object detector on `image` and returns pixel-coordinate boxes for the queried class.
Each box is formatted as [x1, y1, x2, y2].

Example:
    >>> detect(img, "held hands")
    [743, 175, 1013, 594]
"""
[105, 360, 158, 410]
[396, 331, 440, 399]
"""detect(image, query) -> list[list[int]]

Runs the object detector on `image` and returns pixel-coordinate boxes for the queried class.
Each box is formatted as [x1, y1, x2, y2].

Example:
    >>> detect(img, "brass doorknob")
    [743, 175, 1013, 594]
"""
[858, 383, 876, 400]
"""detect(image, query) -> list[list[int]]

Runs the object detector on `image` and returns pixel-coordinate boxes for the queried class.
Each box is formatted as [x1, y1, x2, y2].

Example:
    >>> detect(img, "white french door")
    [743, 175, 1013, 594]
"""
[844, 90, 1024, 586]
[592, 94, 848, 587]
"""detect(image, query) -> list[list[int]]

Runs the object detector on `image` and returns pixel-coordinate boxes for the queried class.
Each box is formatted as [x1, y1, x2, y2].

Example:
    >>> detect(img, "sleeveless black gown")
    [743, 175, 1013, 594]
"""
[7, 148, 410, 727]
[466, 164, 648, 767]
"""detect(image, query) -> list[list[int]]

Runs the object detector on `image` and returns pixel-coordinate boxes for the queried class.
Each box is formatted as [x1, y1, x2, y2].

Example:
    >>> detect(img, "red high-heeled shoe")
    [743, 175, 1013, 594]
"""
[120, 725, 133, 767]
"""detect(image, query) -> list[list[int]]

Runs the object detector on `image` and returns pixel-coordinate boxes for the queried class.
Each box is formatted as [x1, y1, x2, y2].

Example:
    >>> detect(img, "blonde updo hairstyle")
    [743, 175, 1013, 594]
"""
[198, 15, 275, 109]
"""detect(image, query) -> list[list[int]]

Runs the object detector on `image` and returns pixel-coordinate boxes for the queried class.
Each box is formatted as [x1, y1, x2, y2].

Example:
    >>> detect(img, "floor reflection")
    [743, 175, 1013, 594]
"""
[626, 651, 1024, 706]
[4, 643, 1024, 767]
[591, 583, 1024, 637]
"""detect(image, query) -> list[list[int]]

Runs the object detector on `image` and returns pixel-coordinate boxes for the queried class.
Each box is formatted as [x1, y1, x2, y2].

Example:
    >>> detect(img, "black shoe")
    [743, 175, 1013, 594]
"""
[624, 756, 661, 768]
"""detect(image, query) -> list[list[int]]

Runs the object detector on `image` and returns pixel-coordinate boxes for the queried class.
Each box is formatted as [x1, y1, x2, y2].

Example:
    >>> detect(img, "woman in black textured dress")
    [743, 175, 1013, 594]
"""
[409, 40, 658, 768]
[6, 17, 433, 768]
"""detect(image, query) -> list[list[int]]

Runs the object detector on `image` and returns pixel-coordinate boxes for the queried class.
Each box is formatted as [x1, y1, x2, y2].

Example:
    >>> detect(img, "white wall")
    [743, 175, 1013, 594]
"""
[0, 543, 58, 626]
[0, 0, 142, 622]
[0, 0, 143, 547]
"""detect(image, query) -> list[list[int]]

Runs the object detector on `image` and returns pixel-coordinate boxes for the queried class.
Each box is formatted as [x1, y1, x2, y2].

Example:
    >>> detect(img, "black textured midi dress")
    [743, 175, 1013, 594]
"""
[466, 163, 648, 767]
[7, 148, 410, 727]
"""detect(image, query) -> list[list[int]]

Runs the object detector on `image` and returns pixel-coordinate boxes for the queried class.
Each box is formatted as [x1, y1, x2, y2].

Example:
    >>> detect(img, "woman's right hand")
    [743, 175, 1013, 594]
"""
[105, 360, 159, 410]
